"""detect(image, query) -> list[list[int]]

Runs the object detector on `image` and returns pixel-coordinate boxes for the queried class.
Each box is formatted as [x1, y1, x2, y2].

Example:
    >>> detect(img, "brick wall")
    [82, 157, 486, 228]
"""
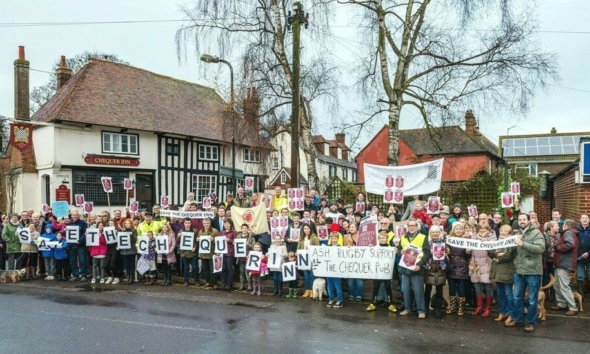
[552, 167, 590, 221]
[534, 194, 552, 226]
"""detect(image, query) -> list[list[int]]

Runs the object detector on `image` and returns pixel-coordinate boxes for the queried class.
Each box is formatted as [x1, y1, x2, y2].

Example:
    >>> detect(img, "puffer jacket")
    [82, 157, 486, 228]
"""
[469, 231, 496, 283]
[424, 239, 447, 286]
[448, 242, 470, 280]
[487, 246, 516, 283]
[514, 223, 545, 275]
[1, 222, 21, 254]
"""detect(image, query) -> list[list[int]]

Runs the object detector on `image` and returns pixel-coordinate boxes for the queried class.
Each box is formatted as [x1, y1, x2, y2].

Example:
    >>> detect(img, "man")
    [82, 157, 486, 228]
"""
[113, 209, 130, 229]
[213, 206, 226, 232]
[490, 212, 503, 239]
[506, 213, 545, 332]
[552, 208, 564, 232]
[234, 187, 251, 208]
[309, 188, 320, 209]
[19, 211, 30, 228]
[303, 195, 316, 212]
[551, 219, 579, 316]
[439, 206, 452, 234]
[285, 213, 302, 253]
[301, 210, 316, 233]
[178, 218, 199, 287]
[398, 220, 432, 318]
[152, 205, 168, 223]
[326, 203, 344, 223]
[67, 210, 88, 282]
[136, 212, 162, 236]
[576, 214, 590, 296]
[448, 203, 463, 224]
[273, 187, 288, 212]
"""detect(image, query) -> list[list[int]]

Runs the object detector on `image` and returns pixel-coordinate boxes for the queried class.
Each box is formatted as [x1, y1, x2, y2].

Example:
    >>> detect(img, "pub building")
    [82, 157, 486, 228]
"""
[2, 47, 268, 213]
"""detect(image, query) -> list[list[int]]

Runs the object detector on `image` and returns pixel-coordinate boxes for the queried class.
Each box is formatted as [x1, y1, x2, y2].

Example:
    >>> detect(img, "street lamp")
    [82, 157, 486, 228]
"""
[200, 54, 236, 194]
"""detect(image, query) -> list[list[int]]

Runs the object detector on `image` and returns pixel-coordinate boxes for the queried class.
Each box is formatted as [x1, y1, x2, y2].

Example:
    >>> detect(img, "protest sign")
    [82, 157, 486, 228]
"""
[317, 226, 328, 241]
[179, 232, 195, 251]
[51, 201, 70, 218]
[446, 236, 517, 250]
[501, 192, 514, 208]
[18, 228, 31, 244]
[246, 251, 263, 271]
[155, 236, 169, 254]
[41, 203, 50, 215]
[308, 246, 396, 279]
[129, 201, 139, 213]
[233, 238, 247, 258]
[267, 249, 283, 269]
[137, 236, 149, 254]
[245, 176, 255, 191]
[66, 226, 79, 243]
[86, 228, 100, 246]
[282, 262, 297, 281]
[258, 194, 274, 212]
[104, 226, 117, 244]
[357, 217, 378, 247]
[213, 254, 223, 273]
[101, 177, 113, 193]
[431, 242, 446, 261]
[123, 178, 133, 190]
[202, 197, 212, 209]
[83, 201, 94, 214]
[215, 236, 228, 254]
[199, 236, 212, 254]
[468, 205, 478, 218]
[118, 232, 132, 250]
[290, 228, 300, 242]
[159, 210, 215, 219]
[427, 196, 440, 215]
[399, 245, 422, 270]
[75, 194, 85, 207]
[511, 182, 521, 195]
[355, 202, 365, 214]
[160, 195, 170, 208]
[296, 250, 310, 270]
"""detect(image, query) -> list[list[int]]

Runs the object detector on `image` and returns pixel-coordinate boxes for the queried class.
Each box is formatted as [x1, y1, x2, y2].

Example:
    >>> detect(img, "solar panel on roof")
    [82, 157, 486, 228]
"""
[502, 135, 585, 157]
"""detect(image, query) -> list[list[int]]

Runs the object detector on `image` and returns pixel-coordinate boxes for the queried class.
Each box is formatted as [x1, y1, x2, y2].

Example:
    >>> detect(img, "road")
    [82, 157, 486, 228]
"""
[0, 281, 588, 354]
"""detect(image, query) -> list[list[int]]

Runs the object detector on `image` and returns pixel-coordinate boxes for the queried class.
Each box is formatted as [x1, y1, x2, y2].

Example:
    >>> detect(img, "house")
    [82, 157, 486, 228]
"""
[266, 131, 357, 189]
[2, 46, 267, 213]
[355, 110, 500, 182]
[499, 128, 590, 176]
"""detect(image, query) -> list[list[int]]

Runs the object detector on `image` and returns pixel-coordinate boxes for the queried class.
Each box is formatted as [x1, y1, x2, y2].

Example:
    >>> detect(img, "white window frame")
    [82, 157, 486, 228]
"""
[280, 171, 286, 185]
[192, 174, 218, 202]
[102, 132, 138, 155]
[244, 148, 261, 163]
[515, 163, 538, 177]
[272, 155, 279, 170]
[199, 145, 218, 161]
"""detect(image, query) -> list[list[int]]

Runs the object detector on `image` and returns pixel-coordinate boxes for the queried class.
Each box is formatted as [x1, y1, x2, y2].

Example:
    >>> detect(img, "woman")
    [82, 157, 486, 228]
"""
[424, 227, 447, 318]
[119, 219, 137, 284]
[104, 220, 121, 284]
[297, 224, 319, 298]
[157, 223, 176, 286]
[344, 222, 363, 302]
[269, 234, 287, 296]
[236, 224, 256, 291]
[544, 220, 560, 300]
[21, 222, 40, 280]
[446, 222, 470, 316]
[487, 224, 516, 323]
[219, 219, 236, 291]
[198, 218, 219, 289]
[468, 221, 496, 317]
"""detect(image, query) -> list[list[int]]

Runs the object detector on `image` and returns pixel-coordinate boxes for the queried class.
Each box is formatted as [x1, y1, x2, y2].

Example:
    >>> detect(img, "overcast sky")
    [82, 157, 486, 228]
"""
[1, 0, 588, 154]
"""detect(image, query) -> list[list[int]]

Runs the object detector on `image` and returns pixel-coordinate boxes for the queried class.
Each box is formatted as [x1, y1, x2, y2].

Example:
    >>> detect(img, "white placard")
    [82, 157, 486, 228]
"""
[431, 242, 446, 261]
[86, 228, 100, 246]
[501, 192, 514, 208]
[296, 250, 310, 270]
[179, 232, 195, 251]
[399, 245, 423, 271]
[159, 210, 215, 219]
[234, 238, 247, 258]
[213, 254, 223, 273]
[117, 232, 132, 250]
[199, 236, 212, 254]
[282, 262, 297, 281]
[37, 237, 51, 251]
[155, 235, 169, 254]
[160, 195, 170, 208]
[104, 226, 117, 244]
[66, 226, 79, 243]
[137, 236, 149, 254]
[18, 228, 31, 244]
[267, 249, 283, 269]
[308, 246, 396, 279]
[446, 236, 517, 250]
[246, 251, 263, 271]
[101, 177, 113, 193]
[215, 236, 228, 254]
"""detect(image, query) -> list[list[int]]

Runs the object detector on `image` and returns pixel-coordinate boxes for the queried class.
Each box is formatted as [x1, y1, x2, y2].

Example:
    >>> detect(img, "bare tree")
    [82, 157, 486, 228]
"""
[176, 0, 337, 189]
[0, 114, 9, 155]
[337, 0, 558, 165]
[30, 51, 129, 113]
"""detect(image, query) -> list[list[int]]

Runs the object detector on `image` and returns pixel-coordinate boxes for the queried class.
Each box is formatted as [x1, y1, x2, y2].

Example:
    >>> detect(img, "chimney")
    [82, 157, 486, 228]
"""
[335, 132, 345, 144]
[243, 87, 260, 128]
[56, 55, 72, 90]
[550, 127, 557, 134]
[14, 46, 30, 120]
[464, 109, 480, 136]
[342, 148, 349, 161]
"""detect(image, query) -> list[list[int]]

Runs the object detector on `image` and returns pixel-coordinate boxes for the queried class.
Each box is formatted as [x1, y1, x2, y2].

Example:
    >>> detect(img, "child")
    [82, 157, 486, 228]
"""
[54, 232, 69, 281]
[286, 252, 298, 298]
[367, 231, 397, 313]
[412, 201, 432, 228]
[143, 231, 157, 285]
[326, 231, 344, 308]
[89, 222, 107, 284]
[269, 235, 287, 296]
[40, 226, 57, 280]
[248, 242, 267, 296]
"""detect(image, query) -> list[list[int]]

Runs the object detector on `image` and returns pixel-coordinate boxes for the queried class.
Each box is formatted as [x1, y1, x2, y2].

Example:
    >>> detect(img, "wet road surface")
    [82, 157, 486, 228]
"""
[0, 282, 589, 354]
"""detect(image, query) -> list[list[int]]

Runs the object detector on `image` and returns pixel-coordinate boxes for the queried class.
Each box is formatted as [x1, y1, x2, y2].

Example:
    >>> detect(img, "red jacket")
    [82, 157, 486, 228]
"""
[412, 209, 432, 228]
[89, 234, 107, 257]
[248, 255, 268, 275]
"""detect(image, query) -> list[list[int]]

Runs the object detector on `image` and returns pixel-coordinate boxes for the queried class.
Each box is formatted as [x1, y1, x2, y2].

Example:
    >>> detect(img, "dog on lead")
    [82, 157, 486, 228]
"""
[312, 278, 327, 301]
[0, 269, 27, 284]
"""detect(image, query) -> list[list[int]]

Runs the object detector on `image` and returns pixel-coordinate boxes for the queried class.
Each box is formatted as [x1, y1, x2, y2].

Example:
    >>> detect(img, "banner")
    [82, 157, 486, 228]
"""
[446, 236, 518, 250]
[159, 210, 215, 219]
[356, 217, 378, 246]
[231, 204, 270, 235]
[308, 246, 396, 279]
[364, 159, 444, 196]
[9, 123, 33, 152]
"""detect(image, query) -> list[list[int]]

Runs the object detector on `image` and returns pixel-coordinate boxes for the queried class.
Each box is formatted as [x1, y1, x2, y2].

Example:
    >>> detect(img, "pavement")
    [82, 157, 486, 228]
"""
[1, 278, 589, 353]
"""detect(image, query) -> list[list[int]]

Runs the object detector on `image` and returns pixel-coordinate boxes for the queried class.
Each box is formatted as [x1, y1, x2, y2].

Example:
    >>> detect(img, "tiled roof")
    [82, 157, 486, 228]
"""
[315, 150, 357, 168]
[400, 126, 499, 157]
[32, 59, 238, 143]
[312, 135, 327, 144]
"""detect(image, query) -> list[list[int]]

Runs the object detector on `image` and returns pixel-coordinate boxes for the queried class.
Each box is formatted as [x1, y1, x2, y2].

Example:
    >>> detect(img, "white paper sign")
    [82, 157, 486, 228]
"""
[37, 237, 51, 251]
[213, 254, 223, 273]
[431, 242, 446, 261]
[104, 226, 117, 244]
[446, 236, 517, 250]
[282, 261, 297, 281]
[234, 238, 247, 258]
[101, 176, 113, 193]
[86, 228, 100, 246]
[215, 236, 228, 254]
[296, 250, 310, 270]
[199, 236, 212, 254]
[399, 245, 423, 270]
[118, 232, 132, 250]
[155, 235, 169, 254]
[179, 232, 195, 251]
[137, 236, 149, 254]
[308, 246, 396, 279]
[66, 226, 80, 243]
[267, 249, 283, 269]
[18, 228, 31, 244]
[246, 251, 263, 271]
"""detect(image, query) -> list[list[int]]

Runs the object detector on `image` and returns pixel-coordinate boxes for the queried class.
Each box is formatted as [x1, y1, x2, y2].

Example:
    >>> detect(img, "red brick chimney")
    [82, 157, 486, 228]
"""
[464, 109, 481, 136]
[14, 46, 30, 120]
[243, 87, 260, 128]
[335, 132, 345, 144]
[56, 55, 72, 90]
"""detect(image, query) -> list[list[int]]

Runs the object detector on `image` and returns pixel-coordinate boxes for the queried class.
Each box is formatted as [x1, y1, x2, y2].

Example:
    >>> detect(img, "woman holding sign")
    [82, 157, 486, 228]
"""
[446, 223, 470, 316]
[468, 222, 496, 318]
[424, 227, 447, 318]
[219, 219, 236, 291]
[21, 223, 40, 280]
[1, 213, 21, 270]
[297, 224, 319, 298]
[120, 219, 137, 285]
[198, 218, 219, 289]
[344, 222, 364, 302]
[157, 224, 176, 286]
[487, 225, 516, 323]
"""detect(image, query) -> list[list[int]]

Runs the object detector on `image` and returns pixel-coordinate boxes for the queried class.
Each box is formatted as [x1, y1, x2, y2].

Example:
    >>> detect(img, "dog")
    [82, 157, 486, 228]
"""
[0, 269, 27, 284]
[312, 278, 327, 301]
[568, 273, 584, 313]
[537, 273, 555, 321]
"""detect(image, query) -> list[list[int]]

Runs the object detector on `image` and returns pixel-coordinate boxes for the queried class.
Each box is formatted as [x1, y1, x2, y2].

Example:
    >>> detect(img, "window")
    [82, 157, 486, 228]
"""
[166, 143, 180, 156]
[73, 170, 128, 205]
[280, 171, 286, 185]
[329, 165, 337, 177]
[199, 145, 219, 161]
[352, 170, 357, 182]
[343, 168, 348, 180]
[515, 163, 538, 177]
[192, 174, 217, 202]
[244, 148, 261, 163]
[102, 132, 138, 154]
[272, 156, 279, 170]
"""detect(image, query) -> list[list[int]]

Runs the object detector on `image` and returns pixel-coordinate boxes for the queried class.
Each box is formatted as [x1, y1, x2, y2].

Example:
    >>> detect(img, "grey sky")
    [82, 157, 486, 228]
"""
[1, 0, 588, 154]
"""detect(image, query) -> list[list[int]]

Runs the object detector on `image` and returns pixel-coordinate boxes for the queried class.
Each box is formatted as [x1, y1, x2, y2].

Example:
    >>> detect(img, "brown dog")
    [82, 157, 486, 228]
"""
[537, 274, 555, 321]
[0, 269, 27, 283]
[568, 273, 584, 313]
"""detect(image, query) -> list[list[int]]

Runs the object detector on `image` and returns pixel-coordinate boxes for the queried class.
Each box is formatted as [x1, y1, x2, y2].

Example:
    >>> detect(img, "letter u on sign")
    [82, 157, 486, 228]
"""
[215, 236, 228, 254]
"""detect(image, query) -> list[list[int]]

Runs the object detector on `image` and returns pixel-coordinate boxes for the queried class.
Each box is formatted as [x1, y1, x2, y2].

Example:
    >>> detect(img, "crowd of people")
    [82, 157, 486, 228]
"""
[1, 185, 588, 333]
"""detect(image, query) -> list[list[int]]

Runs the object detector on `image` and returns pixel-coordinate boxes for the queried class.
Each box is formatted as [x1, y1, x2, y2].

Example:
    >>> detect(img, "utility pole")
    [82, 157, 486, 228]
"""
[288, 1, 308, 189]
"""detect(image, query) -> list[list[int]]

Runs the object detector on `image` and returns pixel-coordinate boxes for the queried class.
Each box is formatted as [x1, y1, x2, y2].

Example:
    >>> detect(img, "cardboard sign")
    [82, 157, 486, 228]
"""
[215, 236, 228, 254]
[104, 226, 117, 244]
[137, 236, 149, 254]
[246, 251, 263, 271]
[179, 232, 195, 251]
[234, 238, 247, 258]
[308, 246, 396, 279]
[51, 201, 70, 218]
[66, 226, 80, 243]
[282, 261, 297, 281]
[101, 177, 113, 193]
[356, 217, 379, 247]
[199, 236, 212, 254]
[155, 235, 169, 254]
[75, 194, 85, 207]
[18, 228, 31, 244]
[118, 232, 132, 250]
[213, 254, 223, 273]
[86, 228, 100, 246]
[296, 250, 310, 270]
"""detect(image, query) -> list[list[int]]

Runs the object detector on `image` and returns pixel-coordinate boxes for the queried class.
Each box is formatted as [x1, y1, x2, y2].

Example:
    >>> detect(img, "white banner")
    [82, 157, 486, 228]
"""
[446, 236, 518, 250]
[159, 210, 215, 219]
[308, 246, 396, 279]
[364, 159, 444, 196]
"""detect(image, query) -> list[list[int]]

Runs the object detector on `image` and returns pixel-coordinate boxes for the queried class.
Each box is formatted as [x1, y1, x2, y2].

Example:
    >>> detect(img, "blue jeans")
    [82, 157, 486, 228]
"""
[576, 262, 589, 281]
[68, 247, 88, 278]
[303, 270, 315, 290]
[448, 278, 465, 297]
[347, 278, 364, 300]
[401, 274, 426, 314]
[496, 282, 514, 317]
[513, 274, 541, 325]
[327, 277, 343, 302]
[182, 257, 199, 282]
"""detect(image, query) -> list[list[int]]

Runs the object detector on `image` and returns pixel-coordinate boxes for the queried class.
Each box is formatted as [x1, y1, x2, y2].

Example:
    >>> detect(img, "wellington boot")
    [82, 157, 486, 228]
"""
[481, 296, 494, 318]
[446, 296, 457, 314]
[457, 297, 466, 316]
[472, 295, 484, 316]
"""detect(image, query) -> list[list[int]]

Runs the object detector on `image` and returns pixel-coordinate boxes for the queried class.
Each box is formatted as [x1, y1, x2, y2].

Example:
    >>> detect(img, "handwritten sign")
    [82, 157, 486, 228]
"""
[357, 217, 378, 247]
[51, 201, 70, 218]
[308, 246, 396, 279]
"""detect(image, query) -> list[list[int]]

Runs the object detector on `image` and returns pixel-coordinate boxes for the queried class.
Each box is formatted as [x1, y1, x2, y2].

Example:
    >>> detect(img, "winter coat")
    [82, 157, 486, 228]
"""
[89, 234, 107, 257]
[1, 222, 21, 254]
[424, 239, 447, 286]
[40, 232, 57, 258]
[197, 228, 219, 260]
[553, 227, 579, 271]
[178, 228, 198, 259]
[514, 223, 545, 275]
[577, 224, 590, 264]
[487, 245, 516, 283]
[297, 234, 319, 250]
[469, 231, 496, 283]
[448, 243, 470, 280]
[219, 229, 236, 257]
[157, 233, 176, 264]
[119, 228, 137, 256]
[53, 239, 69, 260]
[21, 231, 39, 253]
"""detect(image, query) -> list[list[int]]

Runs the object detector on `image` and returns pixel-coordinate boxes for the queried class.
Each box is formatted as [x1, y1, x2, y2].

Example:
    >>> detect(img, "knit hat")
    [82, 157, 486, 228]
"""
[453, 203, 461, 209]
[330, 223, 340, 233]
